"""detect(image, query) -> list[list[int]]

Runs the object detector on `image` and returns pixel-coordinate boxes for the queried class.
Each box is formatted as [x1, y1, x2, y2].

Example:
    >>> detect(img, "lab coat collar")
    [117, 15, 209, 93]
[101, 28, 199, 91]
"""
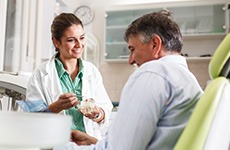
[42, 53, 92, 102]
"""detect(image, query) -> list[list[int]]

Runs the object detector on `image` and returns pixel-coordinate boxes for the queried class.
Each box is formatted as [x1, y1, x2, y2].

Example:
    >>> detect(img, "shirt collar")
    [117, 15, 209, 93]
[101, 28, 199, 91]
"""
[77, 58, 84, 79]
[55, 55, 84, 79]
[159, 55, 188, 68]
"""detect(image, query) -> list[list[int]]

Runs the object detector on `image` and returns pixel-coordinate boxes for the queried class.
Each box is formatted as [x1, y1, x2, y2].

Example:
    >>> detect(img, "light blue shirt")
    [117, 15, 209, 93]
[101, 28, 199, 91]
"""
[56, 55, 203, 150]
[107, 55, 203, 150]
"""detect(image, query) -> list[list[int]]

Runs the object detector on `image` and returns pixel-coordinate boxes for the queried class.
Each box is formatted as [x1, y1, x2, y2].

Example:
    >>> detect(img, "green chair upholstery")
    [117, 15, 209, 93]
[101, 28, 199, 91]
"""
[174, 33, 230, 150]
[174, 77, 230, 150]
[209, 33, 230, 79]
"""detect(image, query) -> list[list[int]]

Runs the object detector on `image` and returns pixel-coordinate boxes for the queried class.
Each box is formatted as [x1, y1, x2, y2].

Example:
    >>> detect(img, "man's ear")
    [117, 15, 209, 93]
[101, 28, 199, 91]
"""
[151, 35, 162, 57]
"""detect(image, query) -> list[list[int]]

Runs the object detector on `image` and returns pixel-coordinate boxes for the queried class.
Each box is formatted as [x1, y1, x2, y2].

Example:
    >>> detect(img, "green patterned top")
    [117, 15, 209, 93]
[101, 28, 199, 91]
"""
[55, 56, 85, 132]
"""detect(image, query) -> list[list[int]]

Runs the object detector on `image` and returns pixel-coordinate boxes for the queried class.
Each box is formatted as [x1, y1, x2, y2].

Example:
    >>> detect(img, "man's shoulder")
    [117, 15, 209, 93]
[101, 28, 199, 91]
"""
[138, 60, 165, 72]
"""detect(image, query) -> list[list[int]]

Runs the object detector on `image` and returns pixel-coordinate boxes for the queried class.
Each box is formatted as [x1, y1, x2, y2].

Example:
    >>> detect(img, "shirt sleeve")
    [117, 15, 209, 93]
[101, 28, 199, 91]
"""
[107, 71, 170, 149]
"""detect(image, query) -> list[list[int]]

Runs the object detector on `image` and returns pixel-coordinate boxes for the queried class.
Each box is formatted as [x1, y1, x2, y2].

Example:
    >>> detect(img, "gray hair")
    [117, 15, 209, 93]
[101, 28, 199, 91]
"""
[124, 10, 183, 52]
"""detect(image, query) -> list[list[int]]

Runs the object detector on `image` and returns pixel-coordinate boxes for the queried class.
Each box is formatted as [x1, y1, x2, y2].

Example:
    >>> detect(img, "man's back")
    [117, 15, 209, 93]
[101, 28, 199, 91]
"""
[109, 55, 203, 150]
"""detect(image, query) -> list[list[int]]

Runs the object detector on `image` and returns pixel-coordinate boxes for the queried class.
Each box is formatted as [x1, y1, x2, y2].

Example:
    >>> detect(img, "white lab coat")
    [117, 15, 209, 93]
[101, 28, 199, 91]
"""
[26, 53, 113, 139]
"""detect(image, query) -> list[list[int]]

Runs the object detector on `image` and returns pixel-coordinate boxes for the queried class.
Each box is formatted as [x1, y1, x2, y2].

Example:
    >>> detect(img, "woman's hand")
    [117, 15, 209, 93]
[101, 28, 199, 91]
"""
[77, 98, 105, 122]
[82, 106, 105, 123]
[48, 92, 79, 113]
[82, 105, 101, 119]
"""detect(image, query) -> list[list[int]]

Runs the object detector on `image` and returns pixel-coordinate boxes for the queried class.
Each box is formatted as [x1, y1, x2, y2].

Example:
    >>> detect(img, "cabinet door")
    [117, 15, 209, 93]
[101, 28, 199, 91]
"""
[168, 4, 225, 35]
[105, 4, 227, 61]
[105, 10, 131, 60]
[227, 3, 230, 33]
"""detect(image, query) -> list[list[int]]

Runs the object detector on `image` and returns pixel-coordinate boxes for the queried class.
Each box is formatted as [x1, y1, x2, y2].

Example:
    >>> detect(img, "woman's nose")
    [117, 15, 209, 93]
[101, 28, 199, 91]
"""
[74, 40, 81, 48]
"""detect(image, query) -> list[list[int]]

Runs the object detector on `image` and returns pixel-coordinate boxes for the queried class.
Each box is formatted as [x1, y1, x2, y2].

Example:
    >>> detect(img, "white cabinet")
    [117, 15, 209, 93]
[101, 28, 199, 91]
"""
[105, 8, 160, 60]
[105, 3, 229, 61]
[169, 5, 225, 34]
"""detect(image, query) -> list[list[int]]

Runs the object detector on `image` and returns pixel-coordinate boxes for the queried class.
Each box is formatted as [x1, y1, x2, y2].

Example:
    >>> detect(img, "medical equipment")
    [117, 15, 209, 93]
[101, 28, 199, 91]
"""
[0, 71, 30, 111]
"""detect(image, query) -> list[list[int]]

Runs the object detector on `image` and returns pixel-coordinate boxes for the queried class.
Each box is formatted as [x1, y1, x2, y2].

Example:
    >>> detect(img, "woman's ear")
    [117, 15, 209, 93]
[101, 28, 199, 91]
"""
[52, 38, 59, 48]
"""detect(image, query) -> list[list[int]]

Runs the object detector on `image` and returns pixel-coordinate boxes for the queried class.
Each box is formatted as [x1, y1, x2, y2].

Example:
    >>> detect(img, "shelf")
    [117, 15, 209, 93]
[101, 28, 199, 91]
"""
[182, 33, 226, 40]
[105, 59, 129, 63]
[186, 57, 211, 63]
[106, 42, 126, 45]
[106, 26, 127, 29]
[105, 56, 212, 62]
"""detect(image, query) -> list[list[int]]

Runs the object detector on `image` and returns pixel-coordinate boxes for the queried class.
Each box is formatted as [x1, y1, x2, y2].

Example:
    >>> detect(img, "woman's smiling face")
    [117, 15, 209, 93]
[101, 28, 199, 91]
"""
[55, 24, 85, 60]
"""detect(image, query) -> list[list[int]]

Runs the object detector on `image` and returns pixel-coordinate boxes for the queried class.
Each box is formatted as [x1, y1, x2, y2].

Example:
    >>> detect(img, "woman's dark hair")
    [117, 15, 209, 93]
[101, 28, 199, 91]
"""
[51, 13, 83, 51]
[124, 10, 183, 52]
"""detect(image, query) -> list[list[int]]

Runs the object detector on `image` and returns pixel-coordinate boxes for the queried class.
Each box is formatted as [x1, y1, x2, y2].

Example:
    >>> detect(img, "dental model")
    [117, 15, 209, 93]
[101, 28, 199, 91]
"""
[77, 98, 95, 114]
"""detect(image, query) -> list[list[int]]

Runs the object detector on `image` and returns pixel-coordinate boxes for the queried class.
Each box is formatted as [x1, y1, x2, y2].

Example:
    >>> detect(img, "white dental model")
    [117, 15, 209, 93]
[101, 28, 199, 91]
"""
[77, 98, 95, 114]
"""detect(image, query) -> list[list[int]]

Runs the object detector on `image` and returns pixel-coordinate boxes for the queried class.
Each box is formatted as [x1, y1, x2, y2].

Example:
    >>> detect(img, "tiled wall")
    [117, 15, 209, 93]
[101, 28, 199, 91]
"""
[100, 62, 135, 102]
[187, 59, 211, 89]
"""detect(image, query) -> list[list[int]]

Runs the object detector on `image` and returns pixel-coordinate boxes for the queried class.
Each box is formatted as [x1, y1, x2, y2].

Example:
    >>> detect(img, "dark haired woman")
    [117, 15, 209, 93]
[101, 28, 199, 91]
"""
[26, 13, 113, 140]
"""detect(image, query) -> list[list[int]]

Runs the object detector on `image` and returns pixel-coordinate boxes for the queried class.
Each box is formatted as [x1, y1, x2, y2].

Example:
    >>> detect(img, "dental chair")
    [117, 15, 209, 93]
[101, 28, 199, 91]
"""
[174, 33, 230, 150]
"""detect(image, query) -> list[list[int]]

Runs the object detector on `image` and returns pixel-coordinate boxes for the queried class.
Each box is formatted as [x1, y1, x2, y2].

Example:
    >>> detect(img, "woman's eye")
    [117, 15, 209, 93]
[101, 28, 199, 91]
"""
[67, 39, 75, 42]
[80, 36, 85, 40]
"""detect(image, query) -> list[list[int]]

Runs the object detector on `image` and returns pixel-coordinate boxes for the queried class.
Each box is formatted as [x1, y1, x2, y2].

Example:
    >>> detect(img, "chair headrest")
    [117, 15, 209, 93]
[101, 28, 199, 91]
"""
[209, 33, 230, 79]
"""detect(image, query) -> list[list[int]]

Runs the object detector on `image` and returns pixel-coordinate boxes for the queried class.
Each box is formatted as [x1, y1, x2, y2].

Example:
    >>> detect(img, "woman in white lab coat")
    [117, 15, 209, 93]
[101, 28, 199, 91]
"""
[26, 13, 113, 140]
